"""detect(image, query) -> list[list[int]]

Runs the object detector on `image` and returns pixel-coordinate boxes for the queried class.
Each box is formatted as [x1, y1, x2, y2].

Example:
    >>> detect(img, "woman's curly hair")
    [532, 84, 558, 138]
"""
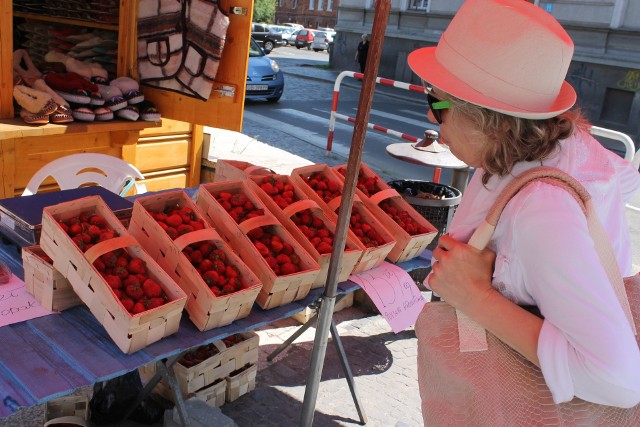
[446, 96, 589, 185]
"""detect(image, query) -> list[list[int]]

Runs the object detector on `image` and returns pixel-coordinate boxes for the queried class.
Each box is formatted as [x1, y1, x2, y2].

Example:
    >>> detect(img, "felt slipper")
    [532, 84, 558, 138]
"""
[91, 76, 108, 85]
[19, 109, 49, 125]
[93, 106, 113, 121]
[70, 105, 95, 121]
[97, 84, 127, 111]
[13, 85, 57, 115]
[138, 101, 161, 122]
[44, 72, 91, 104]
[13, 49, 43, 86]
[49, 105, 74, 124]
[110, 76, 144, 104]
[116, 105, 139, 121]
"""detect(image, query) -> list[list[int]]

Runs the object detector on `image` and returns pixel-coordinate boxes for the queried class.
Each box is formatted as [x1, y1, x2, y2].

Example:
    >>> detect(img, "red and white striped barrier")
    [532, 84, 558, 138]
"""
[326, 71, 426, 153]
[326, 71, 443, 182]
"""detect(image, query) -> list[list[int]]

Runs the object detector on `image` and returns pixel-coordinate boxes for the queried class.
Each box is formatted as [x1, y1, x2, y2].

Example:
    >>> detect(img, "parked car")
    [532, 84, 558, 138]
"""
[282, 23, 304, 32]
[295, 29, 318, 50]
[251, 23, 283, 54]
[246, 37, 284, 103]
[310, 31, 335, 52]
[287, 29, 300, 46]
[269, 25, 295, 45]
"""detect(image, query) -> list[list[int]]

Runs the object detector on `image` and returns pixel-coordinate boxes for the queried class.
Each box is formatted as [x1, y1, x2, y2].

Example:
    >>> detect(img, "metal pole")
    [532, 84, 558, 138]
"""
[300, 1, 391, 425]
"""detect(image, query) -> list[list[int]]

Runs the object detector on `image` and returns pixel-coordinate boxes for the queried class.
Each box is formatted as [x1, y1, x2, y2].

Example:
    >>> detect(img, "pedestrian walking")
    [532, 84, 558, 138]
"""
[355, 34, 369, 74]
[409, 0, 640, 425]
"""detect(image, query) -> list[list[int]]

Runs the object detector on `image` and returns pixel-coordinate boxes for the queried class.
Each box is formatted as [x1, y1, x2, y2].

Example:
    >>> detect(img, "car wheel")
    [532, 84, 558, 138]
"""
[313, 49, 320, 52]
[296, 45, 301, 49]
[264, 40, 275, 52]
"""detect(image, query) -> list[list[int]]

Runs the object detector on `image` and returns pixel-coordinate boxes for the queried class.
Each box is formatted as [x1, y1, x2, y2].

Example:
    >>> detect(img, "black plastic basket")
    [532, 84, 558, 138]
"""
[387, 180, 462, 250]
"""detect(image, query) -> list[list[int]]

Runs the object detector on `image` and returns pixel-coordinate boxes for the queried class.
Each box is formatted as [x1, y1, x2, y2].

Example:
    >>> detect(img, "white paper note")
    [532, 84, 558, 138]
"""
[0, 275, 55, 328]
[349, 262, 426, 333]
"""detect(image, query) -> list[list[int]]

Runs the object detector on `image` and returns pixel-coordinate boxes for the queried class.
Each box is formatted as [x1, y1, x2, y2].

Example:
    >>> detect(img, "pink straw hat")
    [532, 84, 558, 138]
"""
[408, 0, 576, 119]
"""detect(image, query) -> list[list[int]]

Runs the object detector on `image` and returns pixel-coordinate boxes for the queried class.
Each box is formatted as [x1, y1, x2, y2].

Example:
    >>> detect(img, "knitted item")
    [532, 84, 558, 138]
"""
[93, 107, 114, 121]
[71, 105, 96, 121]
[97, 84, 127, 111]
[137, 0, 229, 100]
[138, 100, 161, 121]
[110, 77, 144, 104]
[116, 105, 139, 121]
[50, 105, 74, 124]
[19, 108, 49, 125]
[13, 85, 57, 115]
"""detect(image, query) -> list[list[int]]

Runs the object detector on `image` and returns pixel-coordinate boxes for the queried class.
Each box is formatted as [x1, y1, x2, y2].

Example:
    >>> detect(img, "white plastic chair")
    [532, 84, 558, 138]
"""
[21, 153, 147, 196]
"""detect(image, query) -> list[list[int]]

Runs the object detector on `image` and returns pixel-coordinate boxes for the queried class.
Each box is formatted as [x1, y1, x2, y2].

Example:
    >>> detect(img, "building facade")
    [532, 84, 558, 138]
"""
[331, 0, 640, 145]
[275, 0, 338, 29]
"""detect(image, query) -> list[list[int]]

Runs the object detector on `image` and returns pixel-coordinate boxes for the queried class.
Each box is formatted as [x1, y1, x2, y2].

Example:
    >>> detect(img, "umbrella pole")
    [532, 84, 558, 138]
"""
[300, 1, 391, 425]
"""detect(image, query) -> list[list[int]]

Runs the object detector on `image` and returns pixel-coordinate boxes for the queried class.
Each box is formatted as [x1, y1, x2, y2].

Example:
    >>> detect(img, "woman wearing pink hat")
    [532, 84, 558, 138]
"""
[411, 0, 640, 424]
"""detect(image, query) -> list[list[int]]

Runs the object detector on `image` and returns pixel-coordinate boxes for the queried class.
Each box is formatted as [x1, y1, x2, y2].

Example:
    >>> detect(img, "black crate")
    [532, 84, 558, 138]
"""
[387, 180, 461, 250]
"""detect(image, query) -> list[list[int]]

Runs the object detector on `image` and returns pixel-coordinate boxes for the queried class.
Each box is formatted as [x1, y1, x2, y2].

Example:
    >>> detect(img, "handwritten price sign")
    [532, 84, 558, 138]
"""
[0, 275, 53, 328]
[349, 262, 426, 333]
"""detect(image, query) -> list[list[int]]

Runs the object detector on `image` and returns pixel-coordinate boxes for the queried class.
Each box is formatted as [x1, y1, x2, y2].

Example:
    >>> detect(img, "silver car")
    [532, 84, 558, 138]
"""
[310, 31, 335, 52]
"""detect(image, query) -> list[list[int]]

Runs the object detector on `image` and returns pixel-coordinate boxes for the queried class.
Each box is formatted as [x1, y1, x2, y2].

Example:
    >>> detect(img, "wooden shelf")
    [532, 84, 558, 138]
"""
[13, 12, 119, 31]
[0, 119, 161, 141]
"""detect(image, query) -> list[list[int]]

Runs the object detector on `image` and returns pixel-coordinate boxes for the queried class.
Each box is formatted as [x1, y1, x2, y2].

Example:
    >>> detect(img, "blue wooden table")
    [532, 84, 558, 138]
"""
[0, 189, 431, 420]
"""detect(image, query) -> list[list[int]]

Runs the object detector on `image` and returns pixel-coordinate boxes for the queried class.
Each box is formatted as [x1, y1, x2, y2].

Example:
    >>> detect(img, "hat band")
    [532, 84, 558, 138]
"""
[435, 36, 559, 113]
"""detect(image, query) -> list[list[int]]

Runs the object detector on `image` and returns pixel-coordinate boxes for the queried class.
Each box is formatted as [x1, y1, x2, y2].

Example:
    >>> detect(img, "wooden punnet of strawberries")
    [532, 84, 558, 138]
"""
[58, 212, 169, 315]
[246, 226, 303, 276]
[146, 203, 247, 298]
[336, 166, 430, 236]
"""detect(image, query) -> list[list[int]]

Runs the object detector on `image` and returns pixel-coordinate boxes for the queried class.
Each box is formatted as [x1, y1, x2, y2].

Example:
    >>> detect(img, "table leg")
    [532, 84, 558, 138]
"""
[330, 320, 368, 424]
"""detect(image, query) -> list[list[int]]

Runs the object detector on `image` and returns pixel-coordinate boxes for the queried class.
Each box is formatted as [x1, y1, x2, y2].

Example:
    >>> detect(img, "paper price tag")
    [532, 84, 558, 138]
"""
[349, 262, 426, 333]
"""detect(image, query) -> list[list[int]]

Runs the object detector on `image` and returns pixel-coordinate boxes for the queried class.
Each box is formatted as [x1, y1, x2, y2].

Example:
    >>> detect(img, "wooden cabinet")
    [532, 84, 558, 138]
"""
[0, 0, 253, 197]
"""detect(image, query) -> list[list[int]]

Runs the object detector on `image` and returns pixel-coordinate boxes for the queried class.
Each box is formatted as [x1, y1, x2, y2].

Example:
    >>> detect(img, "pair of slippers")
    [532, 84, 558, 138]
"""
[97, 77, 145, 112]
[69, 101, 159, 122]
[44, 71, 103, 106]
[13, 85, 73, 125]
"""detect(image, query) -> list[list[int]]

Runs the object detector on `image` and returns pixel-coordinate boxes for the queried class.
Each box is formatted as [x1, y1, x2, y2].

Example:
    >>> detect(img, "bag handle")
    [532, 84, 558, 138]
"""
[458, 166, 636, 353]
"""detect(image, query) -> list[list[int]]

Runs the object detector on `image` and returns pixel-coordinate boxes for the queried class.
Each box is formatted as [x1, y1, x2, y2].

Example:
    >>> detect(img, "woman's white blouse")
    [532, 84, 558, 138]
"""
[442, 129, 640, 407]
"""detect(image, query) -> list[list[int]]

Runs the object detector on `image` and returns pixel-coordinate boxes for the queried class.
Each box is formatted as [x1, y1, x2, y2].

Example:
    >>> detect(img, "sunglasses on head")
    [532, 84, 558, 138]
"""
[422, 82, 452, 124]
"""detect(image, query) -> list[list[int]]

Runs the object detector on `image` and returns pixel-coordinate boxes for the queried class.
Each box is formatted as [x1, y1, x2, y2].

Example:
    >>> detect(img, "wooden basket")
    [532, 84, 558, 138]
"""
[128, 190, 262, 331]
[172, 340, 235, 396]
[333, 163, 438, 263]
[193, 378, 226, 407]
[226, 363, 258, 402]
[44, 395, 89, 427]
[247, 175, 362, 288]
[213, 159, 274, 183]
[220, 331, 260, 371]
[195, 181, 320, 309]
[290, 165, 396, 273]
[40, 196, 187, 354]
[22, 245, 82, 311]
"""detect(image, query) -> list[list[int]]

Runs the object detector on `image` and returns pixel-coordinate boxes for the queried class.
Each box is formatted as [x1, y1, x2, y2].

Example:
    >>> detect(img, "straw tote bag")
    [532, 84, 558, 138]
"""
[416, 167, 640, 426]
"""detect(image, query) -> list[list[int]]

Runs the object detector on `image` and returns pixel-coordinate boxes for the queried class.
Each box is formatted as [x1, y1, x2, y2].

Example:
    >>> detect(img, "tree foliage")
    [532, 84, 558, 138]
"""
[253, 0, 276, 23]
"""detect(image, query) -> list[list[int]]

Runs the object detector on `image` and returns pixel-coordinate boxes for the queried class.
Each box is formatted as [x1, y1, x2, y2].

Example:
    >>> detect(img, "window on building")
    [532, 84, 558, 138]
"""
[600, 88, 633, 126]
[327, 0, 332, 11]
[293, 0, 298, 8]
[408, 0, 430, 11]
[278, 0, 283, 6]
[318, 0, 323, 11]
[309, 0, 315, 11]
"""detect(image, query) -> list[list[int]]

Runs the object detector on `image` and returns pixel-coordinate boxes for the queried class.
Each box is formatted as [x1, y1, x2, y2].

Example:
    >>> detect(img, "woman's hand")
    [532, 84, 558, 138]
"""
[429, 234, 497, 315]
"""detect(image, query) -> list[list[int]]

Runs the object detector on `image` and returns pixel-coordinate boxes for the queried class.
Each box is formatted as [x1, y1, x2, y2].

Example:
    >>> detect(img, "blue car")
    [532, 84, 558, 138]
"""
[246, 37, 285, 103]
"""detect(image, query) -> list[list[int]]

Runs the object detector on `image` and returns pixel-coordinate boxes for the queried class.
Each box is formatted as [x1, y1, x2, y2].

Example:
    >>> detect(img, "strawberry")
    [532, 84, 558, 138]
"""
[121, 298, 135, 313]
[188, 250, 203, 265]
[177, 224, 194, 235]
[104, 274, 122, 290]
[190, 220, 205, 230]
[127, 258, 146, 275]
[275, 254, 291, 265]
[166, 227, 179, 240]
[113, 266, 129, 280]
[165, 214, 183, 228]
[254, 241, 270, 257]
[125, 282, 144, 300]
[199, 259, 214, 272]
[132, 302, 146, 314]
[93, 258, 106, 272]
[210, 286, 223, 297]
[202, 270, 219, 287]
[142, 279, 162, 298]
[222, 284, 236, 295]
[280, 262, 298, 275]
[316, 242, 333, 254]
[211, 249, 226, 262]
[69, 223, 82, 236]
[123, 275, 140, 288]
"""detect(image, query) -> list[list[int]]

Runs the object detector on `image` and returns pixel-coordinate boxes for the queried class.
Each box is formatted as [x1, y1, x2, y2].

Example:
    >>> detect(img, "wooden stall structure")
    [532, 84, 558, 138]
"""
[0, 0, 253, 197]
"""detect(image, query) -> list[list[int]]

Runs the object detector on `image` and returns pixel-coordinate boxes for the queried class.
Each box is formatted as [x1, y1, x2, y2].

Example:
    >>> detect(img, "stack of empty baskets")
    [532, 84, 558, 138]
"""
[387, 179, 462, 288]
